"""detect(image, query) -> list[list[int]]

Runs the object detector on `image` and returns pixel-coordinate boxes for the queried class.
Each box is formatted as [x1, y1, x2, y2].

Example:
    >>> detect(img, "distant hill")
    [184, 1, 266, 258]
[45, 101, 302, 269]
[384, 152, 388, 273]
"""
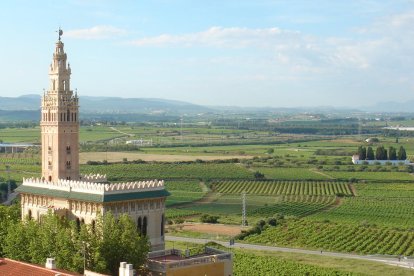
[0, 94, 211, 114]
[364, 100, 414, 113]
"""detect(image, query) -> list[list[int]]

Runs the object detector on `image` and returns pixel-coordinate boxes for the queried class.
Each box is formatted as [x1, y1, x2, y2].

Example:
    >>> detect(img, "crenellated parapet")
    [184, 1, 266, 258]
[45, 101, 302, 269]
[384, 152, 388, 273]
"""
[81, 173, 107, 183]
[22, 177, 165, 196]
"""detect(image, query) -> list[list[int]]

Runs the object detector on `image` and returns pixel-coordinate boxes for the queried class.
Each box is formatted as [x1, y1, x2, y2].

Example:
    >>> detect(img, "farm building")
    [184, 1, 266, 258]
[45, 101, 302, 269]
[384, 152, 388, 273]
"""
[351, 155, 410, 165]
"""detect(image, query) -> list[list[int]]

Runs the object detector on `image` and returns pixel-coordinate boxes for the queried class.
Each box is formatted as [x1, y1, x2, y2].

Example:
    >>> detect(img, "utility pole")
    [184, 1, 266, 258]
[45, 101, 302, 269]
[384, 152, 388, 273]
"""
[242, 191, 246, 227]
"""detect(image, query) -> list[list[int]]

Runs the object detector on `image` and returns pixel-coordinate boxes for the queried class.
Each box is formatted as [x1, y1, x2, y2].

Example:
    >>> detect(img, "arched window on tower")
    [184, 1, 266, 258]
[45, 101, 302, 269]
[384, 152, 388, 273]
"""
[67, 109, 70, 122]
[28, 209, 32, 220]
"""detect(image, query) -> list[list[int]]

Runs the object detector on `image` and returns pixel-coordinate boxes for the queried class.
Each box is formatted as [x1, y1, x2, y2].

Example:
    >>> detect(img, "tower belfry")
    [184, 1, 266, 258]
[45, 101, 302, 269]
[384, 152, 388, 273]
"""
[41, 29, 80, 182]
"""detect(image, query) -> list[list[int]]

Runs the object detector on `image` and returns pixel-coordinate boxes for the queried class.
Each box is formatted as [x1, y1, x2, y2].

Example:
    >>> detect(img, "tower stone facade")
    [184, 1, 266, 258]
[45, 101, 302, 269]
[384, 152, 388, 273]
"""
[41, 38, 79, 182]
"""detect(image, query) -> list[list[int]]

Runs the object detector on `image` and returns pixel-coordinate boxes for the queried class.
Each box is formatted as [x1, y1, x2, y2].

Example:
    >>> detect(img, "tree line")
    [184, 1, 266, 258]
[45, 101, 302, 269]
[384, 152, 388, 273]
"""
[357, 145, 407, 161]
[0, 204, 149, 275]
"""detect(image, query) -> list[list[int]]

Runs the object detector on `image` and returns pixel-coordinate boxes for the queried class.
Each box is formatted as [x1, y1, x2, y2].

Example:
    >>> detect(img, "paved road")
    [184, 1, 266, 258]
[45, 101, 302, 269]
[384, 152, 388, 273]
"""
[166, 235, 414, 270]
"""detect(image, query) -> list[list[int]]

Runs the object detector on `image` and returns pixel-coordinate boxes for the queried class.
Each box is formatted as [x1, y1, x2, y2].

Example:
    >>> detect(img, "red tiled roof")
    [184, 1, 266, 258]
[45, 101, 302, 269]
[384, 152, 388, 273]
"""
[0, 258, 81, 276]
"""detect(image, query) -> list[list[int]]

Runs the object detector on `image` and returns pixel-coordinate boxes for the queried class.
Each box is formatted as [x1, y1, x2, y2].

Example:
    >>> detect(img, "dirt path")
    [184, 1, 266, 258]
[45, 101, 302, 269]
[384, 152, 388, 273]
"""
[109, 126, 134, 137]
[349, 183, 357, 196]
[199, 181, 209, 193]
[309, 168, 335, 179]
[178, 223, 243, 236]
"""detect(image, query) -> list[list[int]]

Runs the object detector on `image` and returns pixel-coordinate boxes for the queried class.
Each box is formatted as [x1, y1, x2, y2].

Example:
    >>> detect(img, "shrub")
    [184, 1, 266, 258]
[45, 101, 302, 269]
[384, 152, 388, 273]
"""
[200, 214, 219, 224]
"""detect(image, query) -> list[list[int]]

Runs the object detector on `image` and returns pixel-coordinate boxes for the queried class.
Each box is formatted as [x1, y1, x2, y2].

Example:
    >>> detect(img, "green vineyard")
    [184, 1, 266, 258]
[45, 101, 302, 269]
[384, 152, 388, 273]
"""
[165, 180, 206, 206]
[82, 163, 253, 181]
[310, 196, 414, 227]
[244, 220, 414, 256]
[165, 208, 200, 219]
[233, 251, 355, 276]
[213, 180, 353, 196]
[249, 195, 336, 217]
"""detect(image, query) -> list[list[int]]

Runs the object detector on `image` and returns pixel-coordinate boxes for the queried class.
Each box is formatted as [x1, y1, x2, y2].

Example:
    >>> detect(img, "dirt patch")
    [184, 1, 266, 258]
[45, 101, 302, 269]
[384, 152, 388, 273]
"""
[181, 223, 243, 236]
[349, 184, 357, 196]
[80, 152, 251, 164]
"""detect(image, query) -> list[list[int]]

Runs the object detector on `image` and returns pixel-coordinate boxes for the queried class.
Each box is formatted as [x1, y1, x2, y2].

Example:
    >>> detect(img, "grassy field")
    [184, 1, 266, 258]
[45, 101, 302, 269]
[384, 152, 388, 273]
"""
[165, 180, 205, 206]
[0, 127, 40, 143]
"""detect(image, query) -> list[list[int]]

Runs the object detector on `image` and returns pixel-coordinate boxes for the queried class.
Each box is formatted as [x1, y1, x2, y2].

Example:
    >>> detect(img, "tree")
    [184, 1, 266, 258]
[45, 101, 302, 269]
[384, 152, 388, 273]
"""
[388, 146, 397, 160]
[254, 171, 265, 179]
[398, 146, 407, 160]
[366, 146, 374, 160]
[3, 211, 149, 275]
[357, 146, 366, 160]
[0, 203, 20, 256]
[99, 212, 149, 275]
[375, 146, 387, 160]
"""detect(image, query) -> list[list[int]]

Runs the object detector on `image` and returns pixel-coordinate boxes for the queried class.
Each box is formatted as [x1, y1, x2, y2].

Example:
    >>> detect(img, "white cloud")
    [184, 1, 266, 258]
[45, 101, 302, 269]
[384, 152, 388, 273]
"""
[129, 26, 301, 48]
[65, 25, 126, 39]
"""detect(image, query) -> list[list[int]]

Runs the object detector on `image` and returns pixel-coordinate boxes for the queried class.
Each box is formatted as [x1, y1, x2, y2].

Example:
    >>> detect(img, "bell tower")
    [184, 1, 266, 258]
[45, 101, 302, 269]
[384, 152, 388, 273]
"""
[41, 29, 80, 182]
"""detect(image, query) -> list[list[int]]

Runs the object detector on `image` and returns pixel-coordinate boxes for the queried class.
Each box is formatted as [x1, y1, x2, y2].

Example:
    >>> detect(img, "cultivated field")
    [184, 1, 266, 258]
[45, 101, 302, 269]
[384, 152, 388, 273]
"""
[79, 151, 250, 163]
[4, 121, 414, 260]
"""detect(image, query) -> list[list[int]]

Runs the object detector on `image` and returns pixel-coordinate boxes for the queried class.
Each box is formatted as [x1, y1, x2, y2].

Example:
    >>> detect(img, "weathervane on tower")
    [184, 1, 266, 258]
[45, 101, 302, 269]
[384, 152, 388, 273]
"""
[57, 27, 63, 41]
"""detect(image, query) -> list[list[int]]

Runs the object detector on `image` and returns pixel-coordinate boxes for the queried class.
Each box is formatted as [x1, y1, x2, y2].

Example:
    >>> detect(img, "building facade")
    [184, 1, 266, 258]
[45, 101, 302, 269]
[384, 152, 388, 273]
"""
[16, 31, 169, 251]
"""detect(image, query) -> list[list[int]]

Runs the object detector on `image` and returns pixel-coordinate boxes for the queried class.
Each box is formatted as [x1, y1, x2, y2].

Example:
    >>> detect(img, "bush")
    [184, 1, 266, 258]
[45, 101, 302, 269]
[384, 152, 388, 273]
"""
[200, 214, 219, 224]
[267, 218, 277, 226]
[254, 171, 265, 179]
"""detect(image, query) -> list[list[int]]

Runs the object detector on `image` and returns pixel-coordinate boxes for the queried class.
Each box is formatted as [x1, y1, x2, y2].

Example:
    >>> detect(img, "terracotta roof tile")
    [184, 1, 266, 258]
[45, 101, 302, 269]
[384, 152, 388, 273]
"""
[0, 258, 81, 276]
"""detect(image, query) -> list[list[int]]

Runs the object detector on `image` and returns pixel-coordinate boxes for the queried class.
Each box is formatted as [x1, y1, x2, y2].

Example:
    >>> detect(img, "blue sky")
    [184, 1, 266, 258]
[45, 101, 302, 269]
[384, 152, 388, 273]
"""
[0, 0, 413, 107]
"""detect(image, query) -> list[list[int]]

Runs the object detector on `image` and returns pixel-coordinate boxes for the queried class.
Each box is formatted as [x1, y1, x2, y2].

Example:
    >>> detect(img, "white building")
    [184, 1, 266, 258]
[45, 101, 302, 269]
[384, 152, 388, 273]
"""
[352, 155, 409, 165]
